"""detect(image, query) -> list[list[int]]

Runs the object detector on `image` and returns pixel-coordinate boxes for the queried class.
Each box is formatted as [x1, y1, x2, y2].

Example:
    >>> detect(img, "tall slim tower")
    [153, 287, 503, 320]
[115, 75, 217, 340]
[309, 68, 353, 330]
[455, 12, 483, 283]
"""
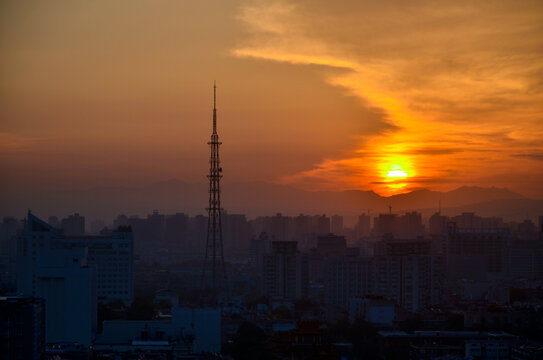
[201, 82, 228, 297]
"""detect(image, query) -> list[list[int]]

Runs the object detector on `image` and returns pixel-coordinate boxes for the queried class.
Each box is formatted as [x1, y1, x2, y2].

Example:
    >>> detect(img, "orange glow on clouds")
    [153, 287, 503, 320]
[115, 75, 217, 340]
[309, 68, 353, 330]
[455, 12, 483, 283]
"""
[1, 0, 543, 200]
[235, 0, 543, 197]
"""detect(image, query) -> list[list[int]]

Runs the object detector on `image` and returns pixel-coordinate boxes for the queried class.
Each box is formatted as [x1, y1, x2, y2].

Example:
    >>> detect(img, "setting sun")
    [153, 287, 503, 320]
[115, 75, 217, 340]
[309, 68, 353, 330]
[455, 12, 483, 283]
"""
[376, 159, 414, 195]
[386, 168, 408, 178]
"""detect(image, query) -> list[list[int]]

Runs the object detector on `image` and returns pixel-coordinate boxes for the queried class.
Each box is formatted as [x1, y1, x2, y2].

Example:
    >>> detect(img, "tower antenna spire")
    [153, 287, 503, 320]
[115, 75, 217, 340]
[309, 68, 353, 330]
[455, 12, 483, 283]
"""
[201, 81, 228, 303]
[213, 81, 217, 134]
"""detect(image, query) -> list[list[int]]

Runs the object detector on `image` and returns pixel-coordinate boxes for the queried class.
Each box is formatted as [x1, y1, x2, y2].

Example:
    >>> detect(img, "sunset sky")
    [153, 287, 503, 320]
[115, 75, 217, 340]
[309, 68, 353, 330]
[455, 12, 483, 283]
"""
[1, 0, 543, 199]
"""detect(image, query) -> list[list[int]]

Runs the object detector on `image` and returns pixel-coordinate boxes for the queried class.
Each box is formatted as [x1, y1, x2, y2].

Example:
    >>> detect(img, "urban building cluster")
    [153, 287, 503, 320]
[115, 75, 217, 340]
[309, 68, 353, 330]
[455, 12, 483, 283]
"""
[1, 209, 542, 359]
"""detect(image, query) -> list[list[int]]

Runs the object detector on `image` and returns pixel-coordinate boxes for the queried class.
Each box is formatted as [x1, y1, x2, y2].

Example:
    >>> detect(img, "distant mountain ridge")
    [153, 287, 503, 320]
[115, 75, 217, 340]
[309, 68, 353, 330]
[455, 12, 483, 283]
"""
[0, 180, 539, 223]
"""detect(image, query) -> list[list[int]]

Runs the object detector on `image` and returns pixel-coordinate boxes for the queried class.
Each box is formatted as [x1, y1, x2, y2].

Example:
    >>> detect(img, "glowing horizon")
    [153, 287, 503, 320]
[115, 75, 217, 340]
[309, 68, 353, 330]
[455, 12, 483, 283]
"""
[1, 0, 543, 202]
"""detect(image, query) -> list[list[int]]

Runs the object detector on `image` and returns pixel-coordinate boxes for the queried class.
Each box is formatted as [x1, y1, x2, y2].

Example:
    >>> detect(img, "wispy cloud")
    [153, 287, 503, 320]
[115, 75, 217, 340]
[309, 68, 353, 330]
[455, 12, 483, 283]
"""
[233, 0, 543, 196]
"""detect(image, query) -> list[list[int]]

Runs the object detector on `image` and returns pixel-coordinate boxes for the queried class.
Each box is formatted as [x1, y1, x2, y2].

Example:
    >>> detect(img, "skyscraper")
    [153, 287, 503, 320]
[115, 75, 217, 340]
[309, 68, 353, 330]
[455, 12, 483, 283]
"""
[262, 241, 308, 300]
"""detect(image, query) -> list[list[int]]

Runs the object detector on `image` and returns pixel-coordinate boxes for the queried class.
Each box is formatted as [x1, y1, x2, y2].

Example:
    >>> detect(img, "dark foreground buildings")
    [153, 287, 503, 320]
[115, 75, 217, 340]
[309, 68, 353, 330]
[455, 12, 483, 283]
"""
[0, 296, 45, 360]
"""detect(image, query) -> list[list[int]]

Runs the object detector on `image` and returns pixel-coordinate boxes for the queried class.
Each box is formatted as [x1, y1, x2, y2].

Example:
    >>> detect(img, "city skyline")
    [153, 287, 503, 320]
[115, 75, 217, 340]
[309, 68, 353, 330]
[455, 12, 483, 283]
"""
[2, 2, 543, 359]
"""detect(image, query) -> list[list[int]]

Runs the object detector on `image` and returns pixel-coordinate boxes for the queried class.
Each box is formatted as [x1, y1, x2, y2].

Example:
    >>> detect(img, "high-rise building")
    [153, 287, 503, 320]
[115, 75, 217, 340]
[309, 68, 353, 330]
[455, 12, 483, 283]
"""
[368, 254, 443, 313]
[317, 233, 347, 257]
[262, 241, 308, 300]
[449, 212, 505, 231]
[331, 215, 343, 235]
[374, 238, 433, 257]
[369, 238, 443, 313]
[308, 233, 348, 283]
[0, 296, 45, 360]
[164, 212, 189, 251]
[444, 223, 507, 281]
[17, 213, 97, 345]
[326, 257, 369, 307]
[18, 212, 134, 305]
[326, 238, 443, 313]
[90, 219, 105, 234]
[0, 216, 22, 288]
[294, 214, 310, 239]
[315, 215, 331, 236]
[128, 211, 165, 258]
[223, 213, 250, 253]
[506, 237, 543, 279]
[429, 212, 448, 235]
[397, 212, 425, 238]
[113, 214, 129, 229]
[61, 212, 85, 236]
[373, 214, 397, 237]
[373, 212, 425, 239]
[356, 213, 371, 239]
[250, 232, 271, 272]
[270, 213, 288, 241]
[190, 214, 208, 257]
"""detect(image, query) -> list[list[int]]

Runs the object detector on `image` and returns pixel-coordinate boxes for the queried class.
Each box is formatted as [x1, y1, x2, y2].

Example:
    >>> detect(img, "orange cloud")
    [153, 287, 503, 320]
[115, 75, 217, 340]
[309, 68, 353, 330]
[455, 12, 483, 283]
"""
[234, 0, 543, 197]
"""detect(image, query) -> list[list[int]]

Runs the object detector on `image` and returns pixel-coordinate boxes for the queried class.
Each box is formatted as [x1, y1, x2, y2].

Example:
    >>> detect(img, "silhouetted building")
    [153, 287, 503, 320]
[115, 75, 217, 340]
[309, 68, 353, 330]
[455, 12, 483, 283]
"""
[94, 306, 221, 355]
[331, 215, 343, 235]
[374, 212, 424, 239]
[129, 210, 165, 258]
[17, 213, 96, 346]
[0, 216, 22, 288]
[223, 212, 250, 253]
[445, 223, 507, 281]
[326, 257, 369, 307]
[309, 233, 348, 283]
[317, 233, 347, 257]
[0, 296, 45, 360]
[374, 238, 433, 257]
[294, 214, 311, 245]
[429, 212, 448, 235]
[271, 213, 289, 241]
[373, 214, 398, 237]
[61, 212, 85, 235]
[164, 212, 189, 251]
[18, 212, 134, 305]
[397, 211, 425, 238]
[262, 241, 308, 300]
[113, 214, 129, 229]
[356, 212, 371, 239]
[450, 212, 505, 231]
[251, 232, 271, 270]
[315, 215, 331, 236]
[348, 297, 395, 325]
[189, 214, 208, 257]
[369, 238, 443, 313]
[378, 331, 516, 360]
[505, 236, 543, 280]
[516, 219, 537, 240]
[90, 219, 105, 234]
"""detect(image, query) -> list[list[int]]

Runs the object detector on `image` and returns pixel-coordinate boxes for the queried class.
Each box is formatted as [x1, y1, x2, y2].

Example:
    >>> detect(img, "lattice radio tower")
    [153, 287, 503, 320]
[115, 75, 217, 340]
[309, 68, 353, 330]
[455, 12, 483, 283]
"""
[201, 82, 228, 299]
